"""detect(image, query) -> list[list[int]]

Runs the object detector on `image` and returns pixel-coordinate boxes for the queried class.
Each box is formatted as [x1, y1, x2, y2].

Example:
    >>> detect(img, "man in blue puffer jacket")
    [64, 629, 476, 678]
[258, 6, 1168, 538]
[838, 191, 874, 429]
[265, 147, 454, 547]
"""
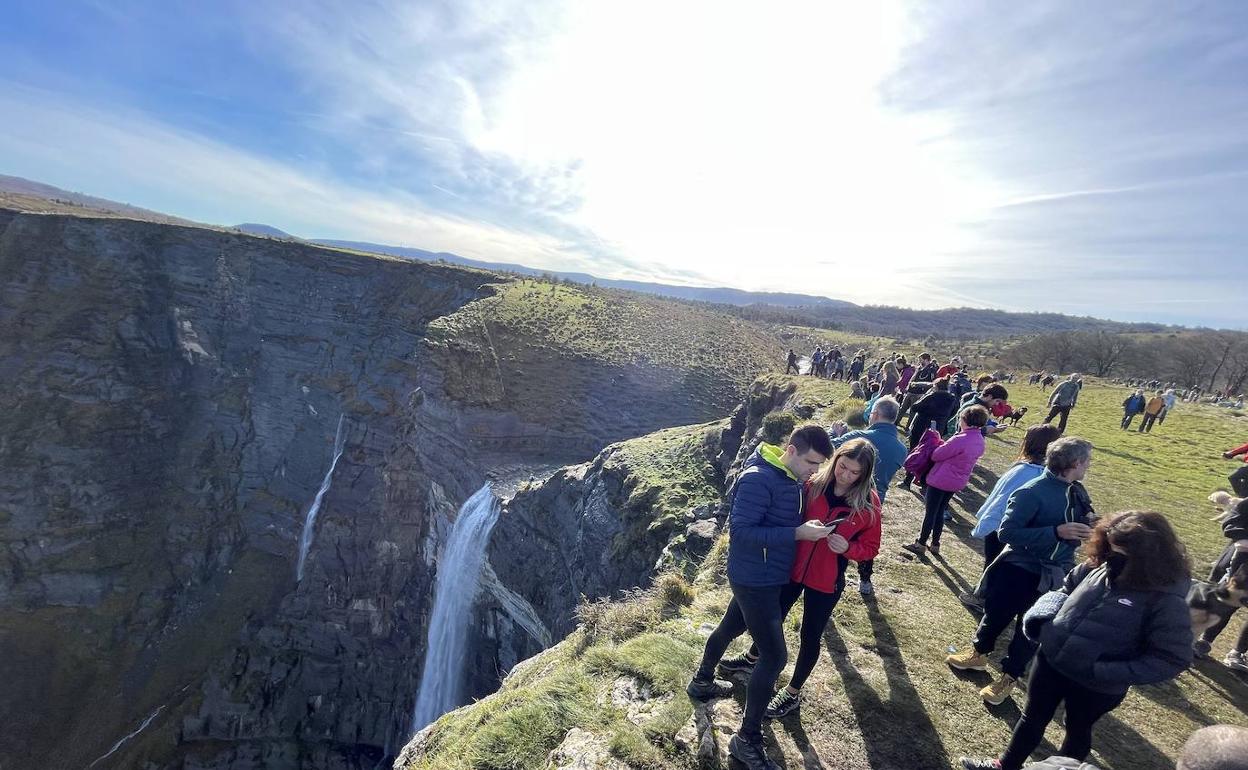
[688, 424, 833, 770]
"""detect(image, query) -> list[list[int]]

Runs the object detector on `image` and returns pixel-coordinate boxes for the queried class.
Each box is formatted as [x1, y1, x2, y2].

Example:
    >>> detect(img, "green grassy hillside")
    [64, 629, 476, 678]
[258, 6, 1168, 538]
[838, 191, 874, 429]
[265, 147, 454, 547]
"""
[401, 376, 1248, 770]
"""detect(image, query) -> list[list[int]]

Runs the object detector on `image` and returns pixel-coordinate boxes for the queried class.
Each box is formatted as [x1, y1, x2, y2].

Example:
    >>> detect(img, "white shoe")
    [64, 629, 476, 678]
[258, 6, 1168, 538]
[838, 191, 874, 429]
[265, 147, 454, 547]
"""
[1225, 650, 1248, 672]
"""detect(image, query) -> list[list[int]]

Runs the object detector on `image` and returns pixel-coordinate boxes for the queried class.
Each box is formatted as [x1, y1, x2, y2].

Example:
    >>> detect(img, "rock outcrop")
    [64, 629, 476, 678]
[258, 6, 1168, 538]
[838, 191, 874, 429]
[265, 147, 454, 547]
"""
[0, 209, 777, 769]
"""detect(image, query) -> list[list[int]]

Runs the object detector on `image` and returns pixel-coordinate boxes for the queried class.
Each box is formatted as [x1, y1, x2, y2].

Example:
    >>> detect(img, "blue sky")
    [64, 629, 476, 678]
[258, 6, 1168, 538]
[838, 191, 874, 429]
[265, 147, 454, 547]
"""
[2, 1, 1245, 328]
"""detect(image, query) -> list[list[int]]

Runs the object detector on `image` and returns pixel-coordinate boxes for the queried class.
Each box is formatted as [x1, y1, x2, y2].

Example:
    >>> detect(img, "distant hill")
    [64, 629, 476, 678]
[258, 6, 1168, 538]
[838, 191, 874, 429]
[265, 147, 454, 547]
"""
[314, 238, 856, 309]
[234, 223, 296, 239]
[0, 174, 1181, 336]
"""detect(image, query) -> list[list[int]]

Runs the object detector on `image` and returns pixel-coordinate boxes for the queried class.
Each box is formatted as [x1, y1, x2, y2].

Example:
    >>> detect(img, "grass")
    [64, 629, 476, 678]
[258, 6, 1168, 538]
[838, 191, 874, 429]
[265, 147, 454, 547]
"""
[401, 375, 1248, 770]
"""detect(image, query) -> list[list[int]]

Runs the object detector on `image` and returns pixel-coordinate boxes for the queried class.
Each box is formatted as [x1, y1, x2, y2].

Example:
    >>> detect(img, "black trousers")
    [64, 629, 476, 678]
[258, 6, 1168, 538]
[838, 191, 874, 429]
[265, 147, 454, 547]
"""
[998, 654, 1125, 770]
[919, 486, 955, 547]
[1044, 404, 1072, 433]
[983, 530, 1004, 569]
[857, 558, 875, 582]
[972, 562, 1041, 679]
[1120, 412, 1137, 430]
[1139, 412, 1158, 432]
[747, 576, 845, 690]
[1231, 464, 1248, 497]
[697, 582, 786, 742]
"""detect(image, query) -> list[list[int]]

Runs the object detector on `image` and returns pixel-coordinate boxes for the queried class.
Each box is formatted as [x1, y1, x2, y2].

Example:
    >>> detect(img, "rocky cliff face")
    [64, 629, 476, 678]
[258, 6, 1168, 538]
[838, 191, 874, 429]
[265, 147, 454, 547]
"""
[0, 209, 774, 769]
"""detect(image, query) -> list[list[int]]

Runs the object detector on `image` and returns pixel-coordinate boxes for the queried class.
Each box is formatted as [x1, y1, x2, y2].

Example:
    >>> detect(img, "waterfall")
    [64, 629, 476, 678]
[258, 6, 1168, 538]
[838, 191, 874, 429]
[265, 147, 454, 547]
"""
[411, 484, 501, 734]
[296, 414, 347, 582]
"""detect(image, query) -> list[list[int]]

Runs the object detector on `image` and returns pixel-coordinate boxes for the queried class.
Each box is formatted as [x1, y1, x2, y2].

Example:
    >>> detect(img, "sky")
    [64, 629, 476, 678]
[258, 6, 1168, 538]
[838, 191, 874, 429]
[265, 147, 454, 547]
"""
[1, 1, 1246, 328]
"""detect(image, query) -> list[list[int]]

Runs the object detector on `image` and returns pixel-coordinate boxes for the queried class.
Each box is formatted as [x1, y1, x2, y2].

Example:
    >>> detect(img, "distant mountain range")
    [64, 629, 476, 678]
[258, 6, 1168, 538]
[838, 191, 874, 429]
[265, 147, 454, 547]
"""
[0, 174, 1177, 335]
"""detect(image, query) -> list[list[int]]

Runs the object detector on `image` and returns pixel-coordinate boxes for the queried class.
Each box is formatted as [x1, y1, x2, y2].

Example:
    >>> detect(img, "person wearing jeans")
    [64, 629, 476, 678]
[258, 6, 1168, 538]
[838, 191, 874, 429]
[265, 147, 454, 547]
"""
[960, 511, 1193, 770]
[946, 437, 1095, 706]
[904, 406, 988, 556]
[687, 425, 834, 770]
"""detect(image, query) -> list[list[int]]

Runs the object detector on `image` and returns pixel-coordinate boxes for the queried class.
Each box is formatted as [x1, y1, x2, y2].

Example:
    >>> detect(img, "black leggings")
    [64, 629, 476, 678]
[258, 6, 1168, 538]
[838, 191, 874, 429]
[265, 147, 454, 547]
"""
[696, 583, 786, 741]
[998, 653, 1125, 770]
[919, 486, 955, 547]
[746, 577, 846, 690]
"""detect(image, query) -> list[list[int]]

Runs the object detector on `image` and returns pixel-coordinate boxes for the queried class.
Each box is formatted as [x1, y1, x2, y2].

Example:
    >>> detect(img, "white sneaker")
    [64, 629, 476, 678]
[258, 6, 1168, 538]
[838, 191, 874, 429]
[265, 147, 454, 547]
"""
[1225, 650, 1248, 672]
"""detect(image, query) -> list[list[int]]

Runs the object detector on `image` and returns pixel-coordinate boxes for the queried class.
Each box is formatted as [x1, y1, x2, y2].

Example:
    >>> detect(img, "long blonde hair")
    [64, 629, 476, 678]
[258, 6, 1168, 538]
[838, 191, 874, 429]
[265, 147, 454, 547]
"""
[808, 438, 878, 518]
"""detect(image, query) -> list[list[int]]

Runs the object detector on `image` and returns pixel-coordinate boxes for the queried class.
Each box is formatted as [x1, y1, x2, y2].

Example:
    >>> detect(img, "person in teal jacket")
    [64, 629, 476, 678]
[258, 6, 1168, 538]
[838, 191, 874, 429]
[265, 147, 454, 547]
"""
[945, 437, 1095, 707]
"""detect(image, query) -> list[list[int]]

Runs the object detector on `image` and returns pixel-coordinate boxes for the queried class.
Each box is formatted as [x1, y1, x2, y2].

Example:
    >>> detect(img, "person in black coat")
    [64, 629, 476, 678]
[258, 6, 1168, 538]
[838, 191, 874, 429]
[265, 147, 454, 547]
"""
[959, 511, 1193, 770]
[897, 377, 959, 490]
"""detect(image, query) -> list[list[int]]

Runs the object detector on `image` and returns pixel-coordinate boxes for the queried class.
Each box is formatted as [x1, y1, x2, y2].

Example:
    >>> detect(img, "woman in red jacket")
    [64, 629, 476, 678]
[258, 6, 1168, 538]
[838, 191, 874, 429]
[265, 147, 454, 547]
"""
[718, 438, 882, 719]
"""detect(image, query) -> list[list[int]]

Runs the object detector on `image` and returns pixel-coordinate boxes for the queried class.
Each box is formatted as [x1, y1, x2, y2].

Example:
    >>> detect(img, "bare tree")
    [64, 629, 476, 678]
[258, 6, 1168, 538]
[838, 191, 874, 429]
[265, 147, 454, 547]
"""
[1205, 333, 1242, 392]
[1079, 331, 1135, 377]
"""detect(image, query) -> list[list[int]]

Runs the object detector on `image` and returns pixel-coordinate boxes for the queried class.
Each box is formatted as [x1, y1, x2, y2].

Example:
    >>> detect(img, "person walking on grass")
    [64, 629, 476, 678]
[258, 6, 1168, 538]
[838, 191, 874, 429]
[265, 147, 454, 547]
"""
[959, 511, 1192, 770]
[1158, 387, 1177, 424]
[897, 355, 916, 393]
[1139, 390, 1166, 433]
[1120, 389, 1145, 430]
[960, 424, 1064, 609]
[686, 425, 835, 770]
[946, 437, 1095, 706]
[1043, 374, 1081, 433]
[827, 397, 907, 596]
[785, 349, 799, 375]
[717, 439, 882, 722]
[903, 405, 989, 557]
[1193, 496, 1248, 670]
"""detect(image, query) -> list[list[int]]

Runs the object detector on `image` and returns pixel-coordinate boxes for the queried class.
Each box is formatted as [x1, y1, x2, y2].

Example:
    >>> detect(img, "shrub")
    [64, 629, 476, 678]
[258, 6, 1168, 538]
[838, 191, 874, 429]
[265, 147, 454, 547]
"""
[761, 410, 797, 443]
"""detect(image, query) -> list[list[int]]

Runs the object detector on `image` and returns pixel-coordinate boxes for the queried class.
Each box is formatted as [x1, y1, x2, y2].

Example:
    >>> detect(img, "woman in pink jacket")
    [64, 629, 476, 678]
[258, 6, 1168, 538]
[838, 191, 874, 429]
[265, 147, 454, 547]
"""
[904, 405, 989, 556]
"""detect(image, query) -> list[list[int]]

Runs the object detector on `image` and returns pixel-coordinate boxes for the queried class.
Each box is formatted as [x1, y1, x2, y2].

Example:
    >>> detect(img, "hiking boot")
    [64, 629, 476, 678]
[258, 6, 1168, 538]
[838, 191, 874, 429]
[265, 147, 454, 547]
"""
[728, 734, 780, 770]
[959, 759, 1001, 770]
[980, 674, 1017, 705]
[1225, 650, 1248, 672]
[958, 591, 985, 609]
[945, 648, 989, 671]
[685, 676, 733, 701]
[858, 579, 875, 596]
[1193, 639, 1213, 658]
[902, 541, 926, 556]
[764, 688, 801, 719]
[717, 651, 757, 676]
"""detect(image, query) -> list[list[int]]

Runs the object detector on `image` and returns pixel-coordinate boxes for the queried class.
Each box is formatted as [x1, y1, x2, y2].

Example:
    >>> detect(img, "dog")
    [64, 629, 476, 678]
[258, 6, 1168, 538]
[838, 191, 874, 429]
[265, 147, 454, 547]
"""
[1189, 560, 1248, 637]
[1004, 406, 1028, 426]
[1209, 490, 1244, 514]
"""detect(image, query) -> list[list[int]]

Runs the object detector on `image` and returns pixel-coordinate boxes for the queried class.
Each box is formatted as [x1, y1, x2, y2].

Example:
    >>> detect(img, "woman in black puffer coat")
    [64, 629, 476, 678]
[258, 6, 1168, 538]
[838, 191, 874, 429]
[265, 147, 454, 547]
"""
[960, 511, 1193, 770]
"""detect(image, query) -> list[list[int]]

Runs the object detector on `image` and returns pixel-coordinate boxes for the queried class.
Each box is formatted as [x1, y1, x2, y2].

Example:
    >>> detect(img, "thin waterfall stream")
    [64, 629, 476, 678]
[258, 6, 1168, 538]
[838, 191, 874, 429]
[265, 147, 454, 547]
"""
[410, 484, 501, 734]
[296, 414, 347, 582]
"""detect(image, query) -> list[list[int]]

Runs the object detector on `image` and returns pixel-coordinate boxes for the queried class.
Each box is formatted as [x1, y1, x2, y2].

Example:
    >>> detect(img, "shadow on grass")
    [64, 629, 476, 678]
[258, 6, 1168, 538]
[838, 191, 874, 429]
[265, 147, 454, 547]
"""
[1092, 710, 1182, 770]
[780, 714, 827, 770]
[1185, 658, 1248, 707]
[1133, 677, 1219, 727]
[823, 597, 951, 770]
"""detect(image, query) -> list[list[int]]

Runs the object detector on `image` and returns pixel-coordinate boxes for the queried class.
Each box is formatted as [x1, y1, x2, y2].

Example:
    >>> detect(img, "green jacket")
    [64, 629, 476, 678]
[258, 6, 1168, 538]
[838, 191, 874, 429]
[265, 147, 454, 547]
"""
[998, 470, 1095, 588]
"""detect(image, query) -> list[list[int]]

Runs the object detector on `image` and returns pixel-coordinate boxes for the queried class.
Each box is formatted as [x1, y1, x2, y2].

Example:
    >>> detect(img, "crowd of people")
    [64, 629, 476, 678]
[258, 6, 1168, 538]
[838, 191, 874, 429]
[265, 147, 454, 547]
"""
[683, 352, 1248, 770]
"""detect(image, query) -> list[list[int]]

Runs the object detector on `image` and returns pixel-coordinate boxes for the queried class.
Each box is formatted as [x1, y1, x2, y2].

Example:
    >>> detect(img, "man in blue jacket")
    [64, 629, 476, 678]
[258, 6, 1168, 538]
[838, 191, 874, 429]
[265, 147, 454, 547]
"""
[688, 424, 834, 770]
[830, 396, 907, 595]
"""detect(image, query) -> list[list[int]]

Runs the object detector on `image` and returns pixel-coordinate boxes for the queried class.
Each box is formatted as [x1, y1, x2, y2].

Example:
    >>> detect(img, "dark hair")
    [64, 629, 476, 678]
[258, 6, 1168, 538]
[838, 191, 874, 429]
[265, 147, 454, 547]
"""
[788, 424, 833, 459]
[961, 405, 989, 428]
[919, 352, 931, 360]
[1018, 424, 1061, 464]
[1086, 511, 1190, 590]
[983, 384, 1009, 401]
[933, 376, 950, 392]
[975, 374, 994, 388]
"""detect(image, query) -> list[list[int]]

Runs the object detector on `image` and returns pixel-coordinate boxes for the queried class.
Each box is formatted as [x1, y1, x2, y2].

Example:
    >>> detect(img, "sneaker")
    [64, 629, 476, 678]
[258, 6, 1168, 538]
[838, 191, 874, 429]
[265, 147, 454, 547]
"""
[859, 579, 875, 596]
[943, 509, 954, 522]
[764, 688, 801, 719]
[980, 674, 1017, 705]
[1194, 639, 1213, 659]
[945, 649, 989, 671]
[958, 591, 985, 609]
[896, 480, 911, 491]
[902, 541, 926, 556]
[728, 734, 780, 770]
[685, 676, 733, 701]
[717, 651, 757, 676]
[959, 759, 1001, 770]
[1225, 650, 1248, 672]
[929, 543, 941, 557]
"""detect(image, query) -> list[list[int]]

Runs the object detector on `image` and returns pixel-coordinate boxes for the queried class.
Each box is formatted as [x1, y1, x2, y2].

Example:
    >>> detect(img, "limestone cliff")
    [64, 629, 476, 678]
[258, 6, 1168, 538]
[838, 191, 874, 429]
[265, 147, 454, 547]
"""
[0, 208, 780, 769]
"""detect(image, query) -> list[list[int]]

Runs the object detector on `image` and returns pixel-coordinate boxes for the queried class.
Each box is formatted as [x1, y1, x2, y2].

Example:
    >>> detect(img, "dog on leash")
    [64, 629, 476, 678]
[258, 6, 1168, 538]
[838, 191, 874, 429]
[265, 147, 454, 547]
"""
[1003, 406, 1028, 426]
[1189, 560, 1248, 637]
